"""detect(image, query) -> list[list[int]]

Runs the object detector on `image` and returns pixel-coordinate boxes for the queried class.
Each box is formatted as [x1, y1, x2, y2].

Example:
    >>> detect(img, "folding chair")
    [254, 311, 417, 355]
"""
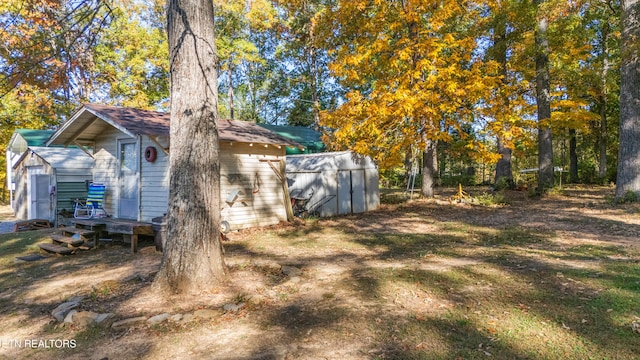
[74, 183, 108, 219]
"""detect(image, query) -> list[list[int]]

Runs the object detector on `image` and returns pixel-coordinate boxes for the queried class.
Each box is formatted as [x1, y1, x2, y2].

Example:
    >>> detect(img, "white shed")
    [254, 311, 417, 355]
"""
[286, 151, 379, 217]
[12, 146, 94, 223]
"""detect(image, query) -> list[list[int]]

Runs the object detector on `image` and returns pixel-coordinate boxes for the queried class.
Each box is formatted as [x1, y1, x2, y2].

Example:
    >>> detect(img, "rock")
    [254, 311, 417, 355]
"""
[111, 316, 148, 330]
[193, 309, 219, 320]
[51, 296, 84, 322]
[147, 313, 171, 325]
[288, 276, 301, 284]
[223, 303, 246, 313]
[170, 314, 183, 322]
[73, 311, 100, 327]
[180, 313, 195, 323]
[63, 310, 78, 324]
[282, 266, 302, 277]
[95, 313, 115, 326]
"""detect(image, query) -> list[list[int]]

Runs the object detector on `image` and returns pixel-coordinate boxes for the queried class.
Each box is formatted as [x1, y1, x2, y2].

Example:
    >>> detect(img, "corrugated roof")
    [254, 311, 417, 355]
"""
[13, 146, 94, 170]
[258, 124, 325, 154]
[15, 129, 54, 146]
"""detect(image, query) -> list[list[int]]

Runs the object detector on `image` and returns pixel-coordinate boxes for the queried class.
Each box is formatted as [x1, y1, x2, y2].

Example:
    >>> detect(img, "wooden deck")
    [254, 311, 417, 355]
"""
[73, 218, 154, 253]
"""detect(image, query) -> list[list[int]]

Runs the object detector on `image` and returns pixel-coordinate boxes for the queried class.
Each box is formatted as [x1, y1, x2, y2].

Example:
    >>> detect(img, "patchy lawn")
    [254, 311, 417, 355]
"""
[0, 185, 639, 359]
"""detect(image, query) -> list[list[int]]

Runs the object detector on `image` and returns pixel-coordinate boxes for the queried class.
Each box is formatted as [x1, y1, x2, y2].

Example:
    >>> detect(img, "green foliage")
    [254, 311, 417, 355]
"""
[470, 192, 506, 206]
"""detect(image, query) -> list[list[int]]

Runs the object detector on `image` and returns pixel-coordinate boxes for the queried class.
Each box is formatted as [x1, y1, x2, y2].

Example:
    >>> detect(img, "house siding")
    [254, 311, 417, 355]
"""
[140, 136, 169, 221]
[219, 142, 288, 230]
[135, 139, 288, 228]
[92, 127, 133, 218]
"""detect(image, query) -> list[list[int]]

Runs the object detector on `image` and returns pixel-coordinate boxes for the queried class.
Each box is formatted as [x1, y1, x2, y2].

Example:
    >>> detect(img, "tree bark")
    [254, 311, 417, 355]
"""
[569, 128, 578, 183]
[495, 137, 513, 187]
[493, 7, 514, 188]
[154, 0, 227, 294]
[615, 0, 640, 198]
[599, 19, 610, 179]
[421, 139, 437, 198]
[535, 0, 554, 191]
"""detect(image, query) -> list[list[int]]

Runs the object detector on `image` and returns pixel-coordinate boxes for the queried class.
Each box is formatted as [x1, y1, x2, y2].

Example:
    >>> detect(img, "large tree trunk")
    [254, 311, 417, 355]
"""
[616, 0, 640, 198]
[535, 0, 554, 191]
[421, 139, 437, 198]
[154, 0, 227, 294]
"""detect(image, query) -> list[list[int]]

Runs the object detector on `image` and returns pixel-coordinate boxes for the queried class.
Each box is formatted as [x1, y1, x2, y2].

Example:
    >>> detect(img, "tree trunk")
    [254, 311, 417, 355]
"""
[228, 64, 234, 120]
[599, 19, 610, 179]
[421, 139, 437, 198]
[493, 8, 513, 188]
[154, 0, 227, 294]
[535, 0, 554, 191]
[495, 137, 513, 188]
[615, 0, 640, 199]
[569, 128, 578, 183]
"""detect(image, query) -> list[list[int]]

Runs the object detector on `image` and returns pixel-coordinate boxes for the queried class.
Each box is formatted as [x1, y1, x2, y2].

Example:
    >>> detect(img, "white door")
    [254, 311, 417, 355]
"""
[118, 140, 139, 219]
[30, 174, 50, 220]
[338, 170, 352, 215]
[351, 170, 366, 213]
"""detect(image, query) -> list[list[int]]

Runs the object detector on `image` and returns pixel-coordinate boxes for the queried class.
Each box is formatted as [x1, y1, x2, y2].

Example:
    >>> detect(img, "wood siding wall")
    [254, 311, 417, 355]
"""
[91, 129, 288, 228]
[92, 127, 133, 218]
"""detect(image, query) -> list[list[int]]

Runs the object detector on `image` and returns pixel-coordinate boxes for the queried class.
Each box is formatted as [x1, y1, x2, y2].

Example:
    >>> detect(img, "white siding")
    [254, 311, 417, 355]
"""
[219, 142, 288, 230]
[140, 136, 169, 221]
[286, 151, 380, 217]
[92, 127, 133, 218]
[135, 140, 288, 228]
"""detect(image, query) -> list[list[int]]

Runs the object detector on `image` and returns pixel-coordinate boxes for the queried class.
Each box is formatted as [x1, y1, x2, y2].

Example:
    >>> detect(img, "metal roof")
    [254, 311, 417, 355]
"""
[15, 129, 54, 146]
[13, 146, 94, 170]
[258, 124, 325, 154]
[286, 151, 378, 172]
[47, 103, 302, 149]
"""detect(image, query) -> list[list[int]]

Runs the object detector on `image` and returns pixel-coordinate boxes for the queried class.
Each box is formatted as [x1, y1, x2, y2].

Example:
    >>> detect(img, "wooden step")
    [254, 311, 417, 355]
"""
[13, 219, 51, 232]
[38, 243, 75, 255]
[50, 234, 85, 247]
[59, 227, 95, 237]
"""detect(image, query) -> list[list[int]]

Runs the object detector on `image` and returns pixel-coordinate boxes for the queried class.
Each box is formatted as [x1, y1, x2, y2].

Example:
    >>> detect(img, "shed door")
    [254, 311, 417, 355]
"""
[338, 170, 352, 215]
[30, 174, 50, 220]
[351, 170, 366, 213]
[118, 140, 139, 220]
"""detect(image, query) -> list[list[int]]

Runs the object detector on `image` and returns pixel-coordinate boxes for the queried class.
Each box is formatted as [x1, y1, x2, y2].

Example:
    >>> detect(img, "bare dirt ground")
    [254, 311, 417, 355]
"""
[1, 185, 639, 360]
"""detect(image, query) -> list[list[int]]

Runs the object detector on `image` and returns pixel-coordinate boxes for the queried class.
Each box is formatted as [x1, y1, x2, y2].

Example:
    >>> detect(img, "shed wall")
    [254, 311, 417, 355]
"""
[286, 152, 379, 217]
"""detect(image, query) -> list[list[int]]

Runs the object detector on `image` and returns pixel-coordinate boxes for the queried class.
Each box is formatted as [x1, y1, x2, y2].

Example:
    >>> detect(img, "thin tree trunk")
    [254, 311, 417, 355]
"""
[154, 0, 227, 294]
[615, 0, 640, 198]
[228, 64, 234, 120]
[493, 7, 514, 188]
[569, 128, 578, 183]
[599, 19, 610, 179]
[535, 0, 554, 191]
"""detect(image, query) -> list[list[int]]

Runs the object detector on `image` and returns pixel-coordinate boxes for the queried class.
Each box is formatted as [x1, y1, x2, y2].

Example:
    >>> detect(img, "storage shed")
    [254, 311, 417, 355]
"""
[5, 129, 55, 209]
[45, 103, 301, 231]
[286, 151, 379, 217]
[12, 146, 94, 223]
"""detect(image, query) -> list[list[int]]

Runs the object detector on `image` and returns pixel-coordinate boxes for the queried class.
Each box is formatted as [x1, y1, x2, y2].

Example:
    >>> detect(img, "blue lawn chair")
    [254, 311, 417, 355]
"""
[74, 183, 108, 219]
